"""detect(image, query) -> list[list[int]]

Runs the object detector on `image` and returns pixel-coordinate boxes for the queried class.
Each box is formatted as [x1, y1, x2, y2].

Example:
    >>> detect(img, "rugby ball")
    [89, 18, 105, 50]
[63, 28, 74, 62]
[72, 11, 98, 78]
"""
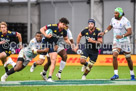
[46, 29, 53, 35]
[77, 49, 83, 54]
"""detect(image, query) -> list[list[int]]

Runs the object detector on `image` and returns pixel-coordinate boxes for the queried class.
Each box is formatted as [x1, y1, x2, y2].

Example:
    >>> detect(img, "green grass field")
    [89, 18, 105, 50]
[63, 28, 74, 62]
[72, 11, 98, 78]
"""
[0, 65, 136, 91]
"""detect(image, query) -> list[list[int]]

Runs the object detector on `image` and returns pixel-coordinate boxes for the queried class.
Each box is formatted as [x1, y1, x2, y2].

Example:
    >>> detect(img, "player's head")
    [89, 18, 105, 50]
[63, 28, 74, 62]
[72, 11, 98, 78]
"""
[35, 32, 42, 42]
[114, 7, 124, 19]
[0, 22, 8, 34]
[88, 19, 95, 30]
[59, 17, 69, 29]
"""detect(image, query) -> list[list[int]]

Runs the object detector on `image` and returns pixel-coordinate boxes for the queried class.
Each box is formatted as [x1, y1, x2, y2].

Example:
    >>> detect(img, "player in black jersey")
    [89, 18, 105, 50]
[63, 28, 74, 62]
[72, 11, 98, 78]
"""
[0, 22, 22, 73]
[40, 17, 72, 82]
[74, 19, 103, 80]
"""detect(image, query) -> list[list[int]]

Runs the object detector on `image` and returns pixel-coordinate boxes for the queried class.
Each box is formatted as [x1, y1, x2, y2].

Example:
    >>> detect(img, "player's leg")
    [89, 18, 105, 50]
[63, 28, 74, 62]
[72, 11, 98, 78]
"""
[82, 50, 98, 80]
[79, 49, 89, 80]
[124, 52, 135, 80]
[4, 57, 16, 68]
[47, 52, 57, 82]
[56, 49, 67, 79]
[80, 49, 88, 72]
[40, 55, 51, 80]
[123, 43, 135, 80]
[1, 58, 25, 82]
[111, 48, 120, 80]
[0, 52, 9, 72]
[30, 54, 46, 72]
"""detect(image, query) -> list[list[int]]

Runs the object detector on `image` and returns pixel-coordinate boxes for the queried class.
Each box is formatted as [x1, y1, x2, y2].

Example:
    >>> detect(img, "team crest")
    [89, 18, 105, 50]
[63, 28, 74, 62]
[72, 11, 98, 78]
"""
[54, 30, 57, 33]
[1, 35, 3, 37]
[61, 32, 63, 34]
[93, 33, 96, 35]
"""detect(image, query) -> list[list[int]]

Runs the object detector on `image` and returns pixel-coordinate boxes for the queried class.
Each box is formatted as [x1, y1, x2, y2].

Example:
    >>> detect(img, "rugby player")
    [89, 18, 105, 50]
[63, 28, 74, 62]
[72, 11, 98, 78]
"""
[99, 7, 135, 80]
[74, 19, 102, 80]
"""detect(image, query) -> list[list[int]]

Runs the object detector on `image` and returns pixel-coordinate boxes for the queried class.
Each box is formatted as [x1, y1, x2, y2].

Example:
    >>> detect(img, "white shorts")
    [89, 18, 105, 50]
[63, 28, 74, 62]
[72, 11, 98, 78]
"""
[18, 49, 30, 66]
[39, 55, 46, 59]
[113, 42, 131, 53]
[57, 42, 65, 53]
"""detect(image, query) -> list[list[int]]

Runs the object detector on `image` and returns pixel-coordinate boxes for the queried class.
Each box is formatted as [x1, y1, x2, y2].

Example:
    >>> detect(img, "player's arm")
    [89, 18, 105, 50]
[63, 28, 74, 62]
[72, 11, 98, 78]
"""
[123, 28, 132, 37]
[32, 48, 49, 54]
[98, 25, 112, 36]
[116, 20, 132, 39]
[76, 33, 82, 46]
[88, 37, 103, 44]
[16, 32, 23, 49]
[74, 32, 82, 52]
[0, 40, 6, 44]
[64, 36, 72, 45]
[67, 28, 75, 48]
[40, 26, 52, 38]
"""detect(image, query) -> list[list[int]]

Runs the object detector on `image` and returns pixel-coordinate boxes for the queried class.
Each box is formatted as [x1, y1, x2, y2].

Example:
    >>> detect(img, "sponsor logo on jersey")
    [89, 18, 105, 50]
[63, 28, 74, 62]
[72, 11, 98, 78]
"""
[54, 30, 57, 33]
[86, 33, 88, 35]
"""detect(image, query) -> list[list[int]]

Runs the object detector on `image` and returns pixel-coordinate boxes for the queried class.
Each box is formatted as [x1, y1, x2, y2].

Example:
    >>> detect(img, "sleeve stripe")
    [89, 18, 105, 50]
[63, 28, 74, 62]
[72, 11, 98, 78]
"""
[16, 32, 17, 36]
[45, 25, 47, 30]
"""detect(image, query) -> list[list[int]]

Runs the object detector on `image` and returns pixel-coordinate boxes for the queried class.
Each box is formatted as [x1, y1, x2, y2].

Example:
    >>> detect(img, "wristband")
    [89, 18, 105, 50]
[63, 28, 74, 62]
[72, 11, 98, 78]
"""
[122, 34, 125, 38]
[104, 30, 108, 34]
[19, 42, 22, 45]
[34, 49, 37, 54]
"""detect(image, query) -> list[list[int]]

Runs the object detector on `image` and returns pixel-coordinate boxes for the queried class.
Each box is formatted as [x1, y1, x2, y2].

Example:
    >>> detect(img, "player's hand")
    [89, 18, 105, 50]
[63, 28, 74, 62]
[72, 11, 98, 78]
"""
[116, 35, 123, 39]
[0, 40, 6, 44]
[98, 32, 104, 36]
[19, 45, 23, 49]
[46, 34, 52, 38]
[73, 45, 78, 52]
[88, 38, 95, 43]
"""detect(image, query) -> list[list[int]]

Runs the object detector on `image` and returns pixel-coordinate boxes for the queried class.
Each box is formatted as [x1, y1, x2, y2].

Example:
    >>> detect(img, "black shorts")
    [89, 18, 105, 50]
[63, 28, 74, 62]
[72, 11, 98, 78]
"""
[42, 38, 57, 53]
[17, 57, 30, 66]
[81, 49, 98, 62]
[0, 48, 11, 56]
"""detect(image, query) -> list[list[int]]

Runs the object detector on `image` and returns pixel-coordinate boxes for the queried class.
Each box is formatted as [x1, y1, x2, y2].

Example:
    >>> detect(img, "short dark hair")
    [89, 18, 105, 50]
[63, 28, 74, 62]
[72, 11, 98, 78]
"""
[59, 17, 69, 25]
[36, 32, 42, 35]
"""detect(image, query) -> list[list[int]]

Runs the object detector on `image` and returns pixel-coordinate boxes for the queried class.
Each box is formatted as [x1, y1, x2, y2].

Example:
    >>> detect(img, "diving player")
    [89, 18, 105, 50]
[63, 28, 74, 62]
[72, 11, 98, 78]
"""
[1, 32, 48, 82]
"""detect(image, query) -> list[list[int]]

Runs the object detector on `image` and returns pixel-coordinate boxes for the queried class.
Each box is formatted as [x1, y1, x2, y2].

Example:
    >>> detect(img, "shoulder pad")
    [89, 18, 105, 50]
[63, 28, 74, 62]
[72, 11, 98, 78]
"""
[85, 27, 89, 29]
[96, 27, 100, 31]
[52, 24, 57, 26]
[8, 31, 11, 34]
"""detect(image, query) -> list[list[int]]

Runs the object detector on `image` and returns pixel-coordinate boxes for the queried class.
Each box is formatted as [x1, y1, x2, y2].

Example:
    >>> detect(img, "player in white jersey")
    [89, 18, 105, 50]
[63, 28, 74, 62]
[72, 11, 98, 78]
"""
[30, 26, 74, 80]
[99, 7, 135, 80]
[1, 32, 49, 82]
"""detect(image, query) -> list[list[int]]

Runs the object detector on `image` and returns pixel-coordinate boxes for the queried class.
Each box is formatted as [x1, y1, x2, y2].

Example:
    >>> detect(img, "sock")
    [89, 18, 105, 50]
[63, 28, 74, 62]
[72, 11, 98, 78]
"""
[83, 74, 87, 76]
[84, 62, 88, 66]
[114, 70, 118, 75]
[48, 76, 52, 79]
[7, 68, 15, 75]
[5, 67, 9, 72]
[130, 70, 135, 75]
[7, 57, 16, 67]
[42, 70, 47, 76]
[33, 62, 37, 67]
[59, 61, 66, 73]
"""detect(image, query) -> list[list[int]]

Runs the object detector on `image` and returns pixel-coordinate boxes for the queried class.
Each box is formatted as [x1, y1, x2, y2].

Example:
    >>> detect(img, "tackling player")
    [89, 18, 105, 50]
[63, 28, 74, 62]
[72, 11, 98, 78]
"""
[30, 25, 74, 80]
[1, 32, 48, 82]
